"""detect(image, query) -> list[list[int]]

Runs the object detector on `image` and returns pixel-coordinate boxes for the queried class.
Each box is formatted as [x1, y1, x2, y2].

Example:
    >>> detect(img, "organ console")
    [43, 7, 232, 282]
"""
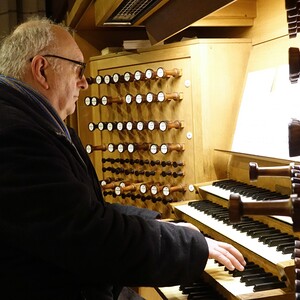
[168, 175, 296, 299]
[160, 115, 300, 298]
[82, 7, 293, 296]
[68, 0, 300, 299]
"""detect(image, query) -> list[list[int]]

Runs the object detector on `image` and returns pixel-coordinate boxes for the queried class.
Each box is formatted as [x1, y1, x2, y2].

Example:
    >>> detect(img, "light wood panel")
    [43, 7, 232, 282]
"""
[193, 0, 256, 27]
[81, 39, 251, 217]
[144, 0, 235, 44]
[241, 0, 288, 45]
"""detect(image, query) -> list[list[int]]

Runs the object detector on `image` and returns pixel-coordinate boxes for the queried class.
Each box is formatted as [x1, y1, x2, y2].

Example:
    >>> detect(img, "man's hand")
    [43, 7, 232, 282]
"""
[158, 220, 246, 272]
[205, 237, 246, 271]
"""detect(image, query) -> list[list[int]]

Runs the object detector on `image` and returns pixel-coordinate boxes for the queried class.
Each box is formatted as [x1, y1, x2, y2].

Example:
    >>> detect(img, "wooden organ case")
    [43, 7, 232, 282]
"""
[84, 39, 251, 218]
[74, 0, 300, 299]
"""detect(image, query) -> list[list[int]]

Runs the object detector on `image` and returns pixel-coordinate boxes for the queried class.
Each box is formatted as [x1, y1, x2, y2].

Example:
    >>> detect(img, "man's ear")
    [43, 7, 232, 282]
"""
[30, 56, 49, 90]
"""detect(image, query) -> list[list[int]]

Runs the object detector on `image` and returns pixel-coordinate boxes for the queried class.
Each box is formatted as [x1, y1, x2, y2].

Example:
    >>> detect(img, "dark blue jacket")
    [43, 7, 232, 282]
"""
[0, 80, 208, 299]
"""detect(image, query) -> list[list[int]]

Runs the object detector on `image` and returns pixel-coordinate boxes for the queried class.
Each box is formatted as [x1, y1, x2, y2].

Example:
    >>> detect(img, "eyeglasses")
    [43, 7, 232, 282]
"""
[44, 54, 86, 79]
[31, 54, 86, 79]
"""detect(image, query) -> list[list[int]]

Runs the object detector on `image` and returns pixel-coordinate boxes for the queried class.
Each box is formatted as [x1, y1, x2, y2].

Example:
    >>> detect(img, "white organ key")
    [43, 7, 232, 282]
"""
[175, 204, 292, 265]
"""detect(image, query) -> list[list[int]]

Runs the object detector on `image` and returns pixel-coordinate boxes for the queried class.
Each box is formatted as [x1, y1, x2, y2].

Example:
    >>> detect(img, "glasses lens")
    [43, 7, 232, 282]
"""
[79, 65, 86, 79]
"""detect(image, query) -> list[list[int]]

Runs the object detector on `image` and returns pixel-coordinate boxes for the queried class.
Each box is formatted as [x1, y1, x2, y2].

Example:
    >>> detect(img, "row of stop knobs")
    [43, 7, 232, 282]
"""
[102, 158, 184, 167]
[87, 67, 182, 85]
[84, 92, 183, 106]
[102, 167, 184, 178]
[102, 191, 175, 204]
[86, 142, 185, 154]
[102, 158, 184, 178]
[88, 120, 184, 132]
[101, 180, 186, 197]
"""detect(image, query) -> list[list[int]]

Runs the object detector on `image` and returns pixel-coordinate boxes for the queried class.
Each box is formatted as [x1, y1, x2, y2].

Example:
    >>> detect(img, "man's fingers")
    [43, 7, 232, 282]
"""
[206, 238, 246, 271]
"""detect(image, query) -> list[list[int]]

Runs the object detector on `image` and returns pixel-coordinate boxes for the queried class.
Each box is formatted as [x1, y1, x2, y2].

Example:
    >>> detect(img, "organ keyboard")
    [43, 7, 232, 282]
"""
[158, 258, 288, 299]
[157, 174, 298, 300]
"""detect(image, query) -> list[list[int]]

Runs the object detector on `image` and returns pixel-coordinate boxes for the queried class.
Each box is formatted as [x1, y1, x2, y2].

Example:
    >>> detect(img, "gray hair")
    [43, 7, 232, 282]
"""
[0, 17, 70, 80]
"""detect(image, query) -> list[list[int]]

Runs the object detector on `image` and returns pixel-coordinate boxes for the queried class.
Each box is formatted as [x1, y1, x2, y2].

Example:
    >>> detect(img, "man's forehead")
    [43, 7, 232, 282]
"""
[53, 27, 83, 59]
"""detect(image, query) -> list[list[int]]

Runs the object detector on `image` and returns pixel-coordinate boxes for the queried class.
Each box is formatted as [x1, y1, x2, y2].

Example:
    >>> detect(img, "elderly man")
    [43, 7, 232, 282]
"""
[0, 17, 245, 300]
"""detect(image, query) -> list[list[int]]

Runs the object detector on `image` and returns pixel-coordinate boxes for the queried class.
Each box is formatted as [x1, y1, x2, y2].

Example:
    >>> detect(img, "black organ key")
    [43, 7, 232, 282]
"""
[282, 245, 296, 254]
[231, 267, 265, 277]
[227, 260, 286, 290]
[233, 221, 262, 230]
[240, 272, 273, 282]
[242, 187, 267, 196]
[251, 191, 278, 200]
[253, 281, 286, 292]
[179, 282, 226, 300]
[246, 226, 275, 237]
[255, 229, 281, 239]
[181, 285, 208, 294]
[268, 236, 297, 247]
[234, 222, 267, 232]
[228, 262, 264, 277]
[232, 185, 258, 194]
[263, 233, 291, 245]
[220, 181, 246, 191]
[255, 192, 287, 201]
[259, 232, 289, 243]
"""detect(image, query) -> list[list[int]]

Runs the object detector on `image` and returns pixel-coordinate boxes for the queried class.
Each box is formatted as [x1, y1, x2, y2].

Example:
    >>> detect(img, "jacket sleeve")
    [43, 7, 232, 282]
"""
[0, 125, 209, 287]
[110, 202, 161, 219]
